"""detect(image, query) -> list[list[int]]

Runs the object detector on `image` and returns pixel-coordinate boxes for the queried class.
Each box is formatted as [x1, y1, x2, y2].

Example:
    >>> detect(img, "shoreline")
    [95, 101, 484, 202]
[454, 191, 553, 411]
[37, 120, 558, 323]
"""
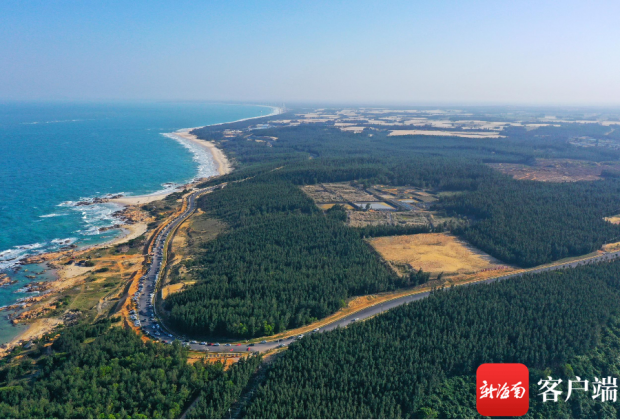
[0, 105, 281, 351]
[108, 104, 281, 205]
[170, 130, 232, 176]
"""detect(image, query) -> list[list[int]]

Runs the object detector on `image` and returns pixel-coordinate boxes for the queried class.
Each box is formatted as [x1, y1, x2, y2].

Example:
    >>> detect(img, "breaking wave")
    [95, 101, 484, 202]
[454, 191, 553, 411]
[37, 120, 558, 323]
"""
[39, 213, 68, 218]
[162, 133, 219, 181]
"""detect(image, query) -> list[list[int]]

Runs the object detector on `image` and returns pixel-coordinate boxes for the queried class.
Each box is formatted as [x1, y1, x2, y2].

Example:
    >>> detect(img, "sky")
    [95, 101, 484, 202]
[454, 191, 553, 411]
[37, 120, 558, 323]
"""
[1, 0, 620, 105]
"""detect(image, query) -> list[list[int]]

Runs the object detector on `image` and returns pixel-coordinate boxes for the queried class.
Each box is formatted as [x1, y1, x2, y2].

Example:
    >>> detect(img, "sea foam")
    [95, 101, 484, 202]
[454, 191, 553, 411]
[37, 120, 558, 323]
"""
[162, 133, 219, 181]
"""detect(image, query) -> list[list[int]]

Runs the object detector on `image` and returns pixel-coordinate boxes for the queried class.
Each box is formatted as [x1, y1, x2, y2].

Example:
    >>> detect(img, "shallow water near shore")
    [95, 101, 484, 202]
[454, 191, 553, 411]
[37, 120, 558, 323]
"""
[0, 101, 271, 343]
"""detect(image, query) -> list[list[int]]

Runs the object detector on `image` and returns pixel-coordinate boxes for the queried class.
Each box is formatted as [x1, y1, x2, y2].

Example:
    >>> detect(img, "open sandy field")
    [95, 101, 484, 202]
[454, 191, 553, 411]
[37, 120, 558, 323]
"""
[489, 159, 620, 182]
[110, 194, 171, 206]
[370, 233, 509, 276]
[605, 215, 620, 225]
[104, 222, 148, 247]
[162, 281, 196, 299]
[388, 130, 505, 138]
[319, 203, 354, 210]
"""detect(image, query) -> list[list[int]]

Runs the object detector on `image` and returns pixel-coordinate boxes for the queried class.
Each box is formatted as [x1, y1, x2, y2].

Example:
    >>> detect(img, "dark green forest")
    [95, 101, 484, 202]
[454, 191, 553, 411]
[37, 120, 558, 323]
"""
[4, 110, 620, 418]
[164, 179, 399, 338]
[195, 123, 620, 268]
[161, 118, 620, 338]
[443, 178, 620, 266]
[0, 321, 259, 419]
[244, 261, 620, 419]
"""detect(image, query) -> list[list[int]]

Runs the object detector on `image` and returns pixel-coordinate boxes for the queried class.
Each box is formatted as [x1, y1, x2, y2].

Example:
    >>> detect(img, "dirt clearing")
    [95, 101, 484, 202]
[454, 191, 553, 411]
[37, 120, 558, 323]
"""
[489, 159, 620, 182]
[162, 281, 196, 299]
[388, 130, 504, 138]
[370, 233, 510, 276]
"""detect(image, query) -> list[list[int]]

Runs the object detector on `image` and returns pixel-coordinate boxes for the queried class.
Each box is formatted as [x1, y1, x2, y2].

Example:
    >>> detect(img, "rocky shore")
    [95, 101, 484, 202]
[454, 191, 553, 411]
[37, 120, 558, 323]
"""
[0, 273, 17, 287]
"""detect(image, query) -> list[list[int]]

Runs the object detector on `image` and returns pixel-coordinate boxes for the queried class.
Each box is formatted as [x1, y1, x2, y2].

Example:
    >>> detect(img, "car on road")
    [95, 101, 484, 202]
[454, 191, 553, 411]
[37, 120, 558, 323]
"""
[351, 318, 360, 322]
[260, 340, 267, 344]
[313, 328, 320, 332]
[297, 334, 304, 339]
[200, 342, 206, 345]
[225, 343, 231, 346]
[213, 343, 220, 346]
[248, 343, 255, 347]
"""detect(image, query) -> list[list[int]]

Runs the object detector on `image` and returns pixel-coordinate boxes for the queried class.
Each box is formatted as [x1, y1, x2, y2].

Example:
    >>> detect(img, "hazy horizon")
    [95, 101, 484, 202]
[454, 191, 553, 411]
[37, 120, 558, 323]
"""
[2, 0, 620, 105]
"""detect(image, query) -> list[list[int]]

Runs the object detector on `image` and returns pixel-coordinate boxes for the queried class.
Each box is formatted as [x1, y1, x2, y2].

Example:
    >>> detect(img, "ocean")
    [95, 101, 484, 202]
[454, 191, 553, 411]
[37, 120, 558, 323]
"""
[0, 101, 272, 343]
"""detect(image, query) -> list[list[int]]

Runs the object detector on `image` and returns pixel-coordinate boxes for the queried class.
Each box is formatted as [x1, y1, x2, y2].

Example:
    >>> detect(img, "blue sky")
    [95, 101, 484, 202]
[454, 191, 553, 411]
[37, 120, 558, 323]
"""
[1, 0, 620, 105]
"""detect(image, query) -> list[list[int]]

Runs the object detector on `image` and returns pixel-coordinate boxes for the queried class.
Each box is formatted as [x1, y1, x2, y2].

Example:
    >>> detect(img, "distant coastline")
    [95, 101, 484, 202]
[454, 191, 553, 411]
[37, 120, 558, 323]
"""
[0, 104, 281, 350]
[109, 105, 282, 205]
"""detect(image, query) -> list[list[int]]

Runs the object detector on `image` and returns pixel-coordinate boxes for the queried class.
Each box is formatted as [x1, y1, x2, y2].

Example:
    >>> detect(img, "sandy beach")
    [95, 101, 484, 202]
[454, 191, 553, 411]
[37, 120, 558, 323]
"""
[108, 125, 235, 207]
[103, 222, 148, 247]
[0, 107, 278, 353]
[109, 105, 281, 206]
[173, 129, 232, 176]
[110, 193, 171, 206]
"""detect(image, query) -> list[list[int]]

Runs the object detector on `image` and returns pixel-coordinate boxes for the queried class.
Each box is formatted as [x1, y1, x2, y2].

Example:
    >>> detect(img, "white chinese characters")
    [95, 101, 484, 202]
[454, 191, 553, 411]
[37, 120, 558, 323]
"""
[538, 376, 618, 402]
[480, 381, 526, 399]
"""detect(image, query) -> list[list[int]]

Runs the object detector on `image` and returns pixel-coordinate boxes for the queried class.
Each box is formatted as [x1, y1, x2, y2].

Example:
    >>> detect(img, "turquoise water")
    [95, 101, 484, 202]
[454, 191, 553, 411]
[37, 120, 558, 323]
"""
[0, 102, 271, 343]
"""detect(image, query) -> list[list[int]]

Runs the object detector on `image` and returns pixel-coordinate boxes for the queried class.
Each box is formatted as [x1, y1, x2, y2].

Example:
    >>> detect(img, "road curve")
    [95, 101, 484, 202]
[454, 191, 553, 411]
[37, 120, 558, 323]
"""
[131, 186, 214, 347]
[131, 189, 620, 354]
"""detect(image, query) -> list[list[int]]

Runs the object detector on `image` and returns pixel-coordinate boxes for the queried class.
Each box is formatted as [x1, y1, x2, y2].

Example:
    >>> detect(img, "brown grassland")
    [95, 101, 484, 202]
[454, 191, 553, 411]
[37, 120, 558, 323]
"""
[369, 233, 509, 276]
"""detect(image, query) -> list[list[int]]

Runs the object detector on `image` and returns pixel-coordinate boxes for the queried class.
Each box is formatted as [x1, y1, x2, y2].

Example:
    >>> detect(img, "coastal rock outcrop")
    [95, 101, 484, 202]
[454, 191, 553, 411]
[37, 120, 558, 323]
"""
[0, 274, 17, 287]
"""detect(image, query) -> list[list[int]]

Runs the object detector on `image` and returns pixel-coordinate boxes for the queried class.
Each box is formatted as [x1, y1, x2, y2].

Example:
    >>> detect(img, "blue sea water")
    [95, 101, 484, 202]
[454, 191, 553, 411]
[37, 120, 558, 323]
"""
[0, 101, 272, 343]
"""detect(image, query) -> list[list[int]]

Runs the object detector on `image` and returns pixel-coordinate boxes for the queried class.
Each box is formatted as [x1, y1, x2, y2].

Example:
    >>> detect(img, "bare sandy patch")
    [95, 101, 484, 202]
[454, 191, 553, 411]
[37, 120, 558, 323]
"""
[604, 215, 620, 225]
[319, 203, 354, 210]
[370, 233, 509, 276]
[58, 264, 93, 280]
[339, 126, 365, 133]
[0, 318, 63, 356]
[105, 222, 147, 247]
[162, 281, 196, 299]
[602, 241, 620, 252]
[110, 194, 170, 206]
[388, 130, 504, 138]
[489, 159, 620, 182]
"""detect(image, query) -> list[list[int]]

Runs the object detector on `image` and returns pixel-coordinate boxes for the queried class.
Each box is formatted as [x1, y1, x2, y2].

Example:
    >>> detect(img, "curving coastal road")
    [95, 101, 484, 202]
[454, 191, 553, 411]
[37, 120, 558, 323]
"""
[131, 187, 620, 354]
[132, 186, 215, 347]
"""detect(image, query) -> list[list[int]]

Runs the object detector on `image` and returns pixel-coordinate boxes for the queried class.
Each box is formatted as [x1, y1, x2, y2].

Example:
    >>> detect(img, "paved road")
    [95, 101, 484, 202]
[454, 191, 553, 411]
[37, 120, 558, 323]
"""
[130, 187, 214, 346]
[130, 188, 620, 354]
